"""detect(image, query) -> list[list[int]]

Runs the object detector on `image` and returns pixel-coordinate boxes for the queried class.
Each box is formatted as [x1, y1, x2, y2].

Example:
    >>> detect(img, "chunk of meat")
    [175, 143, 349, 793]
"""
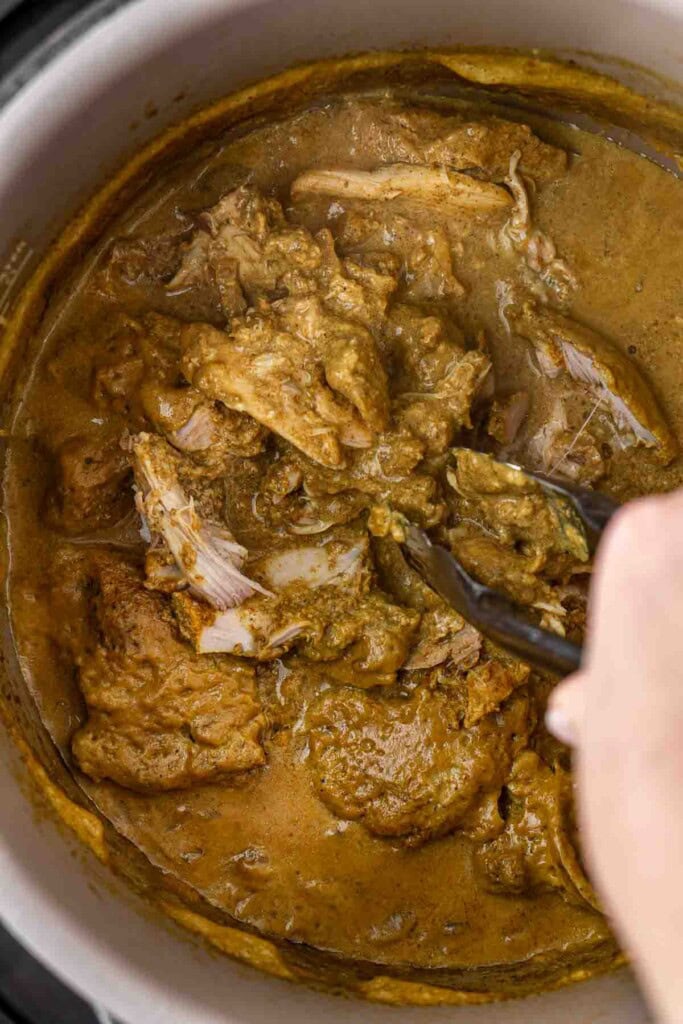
[181, 303, 387, 469]
[198, 186, 323, 302]
[174, 585, 419, 688]
[448, 449, 590, 565]
[45, 434, 131, 533]
[292, 164, 512, 213]
[251, 528, 369, 590]
[336, 211, 464, 305]
[386, 304, 492, 455]
[290, 430, 445, 527]
[419, 117, 568, 183]
[386, 303, 467, 389]
[97, 234, 234, 325]
[277, 295, 390, 432]
[307, 686, 531, 845]
[71, 555, 266, 792]
[141, 383, 267, 466]
[167, 229, 247, 318]
[510, 299, 677, 463]
[448, 532, 567, 612]
[476, 750, 600, 910]
[525, 396, 605, 485]
[131, 432, 269, 608]
[313, 228, 397, 331]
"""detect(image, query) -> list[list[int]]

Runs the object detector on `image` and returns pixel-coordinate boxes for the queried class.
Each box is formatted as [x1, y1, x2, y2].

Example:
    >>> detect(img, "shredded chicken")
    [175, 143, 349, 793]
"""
[131, 432, 269, 608]
[292, 163, 513, 213]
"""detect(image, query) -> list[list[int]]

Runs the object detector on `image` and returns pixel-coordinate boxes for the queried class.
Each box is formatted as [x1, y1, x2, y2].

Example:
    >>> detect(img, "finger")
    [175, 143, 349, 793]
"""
[545, 673, 586, 746]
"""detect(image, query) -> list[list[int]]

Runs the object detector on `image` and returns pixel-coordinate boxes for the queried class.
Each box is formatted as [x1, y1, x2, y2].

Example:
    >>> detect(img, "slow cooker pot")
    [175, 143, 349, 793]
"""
[1, 1, 681, 1020]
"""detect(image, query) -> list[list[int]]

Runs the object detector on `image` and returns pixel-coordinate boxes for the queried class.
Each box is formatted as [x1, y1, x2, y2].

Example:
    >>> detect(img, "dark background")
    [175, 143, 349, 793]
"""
[0, 924, 116, 1023]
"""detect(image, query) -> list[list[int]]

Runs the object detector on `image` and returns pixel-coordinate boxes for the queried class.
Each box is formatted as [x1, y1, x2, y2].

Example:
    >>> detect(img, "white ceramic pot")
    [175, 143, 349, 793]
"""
[1, 1, 681, 1020]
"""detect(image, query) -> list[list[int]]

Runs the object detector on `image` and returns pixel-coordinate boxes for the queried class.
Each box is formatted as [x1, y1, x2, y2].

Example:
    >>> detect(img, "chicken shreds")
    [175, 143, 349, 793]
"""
[308, 686, 531, 845]
[291, 164, 512, 213]
[131, 432, 269, 608]
[71, 555, 266, 791]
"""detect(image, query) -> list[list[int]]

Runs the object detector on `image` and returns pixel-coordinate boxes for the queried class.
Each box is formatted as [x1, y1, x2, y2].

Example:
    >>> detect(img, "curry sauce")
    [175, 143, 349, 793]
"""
[3, 54, 683, 1001]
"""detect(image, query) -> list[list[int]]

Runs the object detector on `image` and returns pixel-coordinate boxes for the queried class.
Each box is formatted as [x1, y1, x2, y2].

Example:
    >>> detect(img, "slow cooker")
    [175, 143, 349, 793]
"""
[1, 1, 681, 1021]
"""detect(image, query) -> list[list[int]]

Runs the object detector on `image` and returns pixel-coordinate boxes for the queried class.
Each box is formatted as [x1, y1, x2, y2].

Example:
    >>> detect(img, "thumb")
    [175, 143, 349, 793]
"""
[545, 672, 586, 747]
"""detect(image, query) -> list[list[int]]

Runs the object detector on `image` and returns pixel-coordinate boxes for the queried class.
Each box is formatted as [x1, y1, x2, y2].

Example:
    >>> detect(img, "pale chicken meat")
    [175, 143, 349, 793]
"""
[292, 163, 513, 214]
[174, 586, 419, 687]
[131, 432, 269, 608]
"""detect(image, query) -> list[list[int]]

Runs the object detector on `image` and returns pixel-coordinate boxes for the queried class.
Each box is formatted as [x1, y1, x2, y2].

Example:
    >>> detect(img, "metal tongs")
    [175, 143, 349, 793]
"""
[402, 465, 620, 677]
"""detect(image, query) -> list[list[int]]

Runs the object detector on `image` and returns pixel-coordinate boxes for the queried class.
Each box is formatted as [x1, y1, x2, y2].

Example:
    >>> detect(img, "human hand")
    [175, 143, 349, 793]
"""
[547, 490, 683, 1024]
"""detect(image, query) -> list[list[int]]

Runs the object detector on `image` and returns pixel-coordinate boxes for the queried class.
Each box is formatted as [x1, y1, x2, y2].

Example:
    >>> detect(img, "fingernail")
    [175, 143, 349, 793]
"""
[545, 703, 578, 746]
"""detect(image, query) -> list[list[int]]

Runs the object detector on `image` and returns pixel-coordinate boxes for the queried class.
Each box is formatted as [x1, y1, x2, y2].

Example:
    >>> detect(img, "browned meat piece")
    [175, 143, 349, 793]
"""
[386, 303, 467, 389]
[99, 235, 181, 293]
[167, 230, 247, 318]
[292, 164, 512, 213]
[449, 533, 566, 613]
[290, 430, 444, 527]
[97, 234, 235, 325]
[420, 118, 568, 182]
[404, 612, 482, 671]
[45, 434, 131, 533]
[92, 312, 183, 423]
[140, 383, 267, 466]
[398, 352, 492, 457]
[373, 536, 483, 671]
[476, 751, 600, 910]
[313, 228, 397, 331]
[510, 299, 678, 463]
[181, 290, 391, 468]
[277, 295, 390, 432]
[327, 99, 567, 182]
[307, 686, 531, 845]
[525, 396, 606, 485]
[71, 554, 266, 792]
